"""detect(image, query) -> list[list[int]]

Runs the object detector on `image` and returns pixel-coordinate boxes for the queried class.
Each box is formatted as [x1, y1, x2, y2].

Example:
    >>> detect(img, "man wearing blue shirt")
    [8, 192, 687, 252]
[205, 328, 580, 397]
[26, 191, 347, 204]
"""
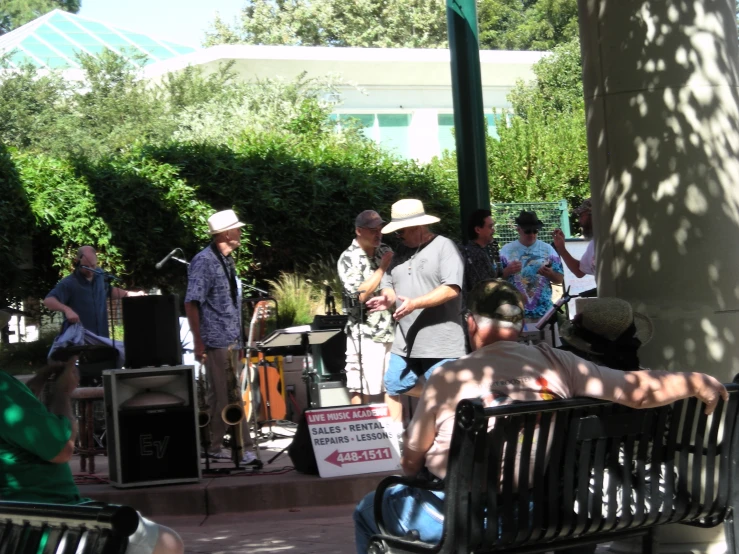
[44, 246, 144, 338]
[184, 209, 255, 463]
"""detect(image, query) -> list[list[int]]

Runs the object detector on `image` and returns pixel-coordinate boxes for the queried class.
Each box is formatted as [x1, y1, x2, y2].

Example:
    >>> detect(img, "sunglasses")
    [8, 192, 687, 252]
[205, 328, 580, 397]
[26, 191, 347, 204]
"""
[522, 227, 539, 235]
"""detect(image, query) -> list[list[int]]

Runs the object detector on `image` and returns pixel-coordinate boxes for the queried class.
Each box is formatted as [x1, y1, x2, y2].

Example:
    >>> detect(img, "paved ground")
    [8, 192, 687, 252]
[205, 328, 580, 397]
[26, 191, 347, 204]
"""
[158, 505, 356, 554]
[155, 507, 615, 554]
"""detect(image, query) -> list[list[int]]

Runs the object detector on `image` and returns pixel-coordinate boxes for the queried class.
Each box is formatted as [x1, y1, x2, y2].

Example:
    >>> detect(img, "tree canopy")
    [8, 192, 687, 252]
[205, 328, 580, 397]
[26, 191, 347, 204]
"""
[204, 0, 579, 51]
[0, 50, 460, 307]
[0, 0, 80, 35]
[429, 38, 589, 214]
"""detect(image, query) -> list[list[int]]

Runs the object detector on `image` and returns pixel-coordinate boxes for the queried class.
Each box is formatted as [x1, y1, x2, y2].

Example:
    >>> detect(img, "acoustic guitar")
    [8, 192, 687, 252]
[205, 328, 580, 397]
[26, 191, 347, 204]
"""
[243, 301, 287, 422]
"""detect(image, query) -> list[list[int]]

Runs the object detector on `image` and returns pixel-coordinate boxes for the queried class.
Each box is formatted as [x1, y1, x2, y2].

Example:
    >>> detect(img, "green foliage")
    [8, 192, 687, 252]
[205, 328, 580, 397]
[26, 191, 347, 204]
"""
[0, 0, 79, 35]
[204, 0, 449, 48]
[204, 0, 578, 51]
[478, 0, 579, 51]
[0, 55, 459, 307]
[0, 142, 34, 304]
[267, 272, 319, 327]
[428, 37, 589, 212]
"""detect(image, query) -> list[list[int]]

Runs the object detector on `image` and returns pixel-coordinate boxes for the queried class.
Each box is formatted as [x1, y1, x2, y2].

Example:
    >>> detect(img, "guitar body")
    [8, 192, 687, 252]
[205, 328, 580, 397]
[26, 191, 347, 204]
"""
[243, 359, 287, 422]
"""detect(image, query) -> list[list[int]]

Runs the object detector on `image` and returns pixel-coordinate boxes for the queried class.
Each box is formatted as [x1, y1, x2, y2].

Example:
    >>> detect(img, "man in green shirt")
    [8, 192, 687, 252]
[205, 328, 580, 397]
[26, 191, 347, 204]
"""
[0, 359, 184, 554]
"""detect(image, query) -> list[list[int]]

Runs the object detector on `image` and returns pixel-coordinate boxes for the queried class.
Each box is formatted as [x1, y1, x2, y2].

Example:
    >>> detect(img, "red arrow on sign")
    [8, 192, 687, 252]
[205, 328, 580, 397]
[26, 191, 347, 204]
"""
[325, 450, 343, 467]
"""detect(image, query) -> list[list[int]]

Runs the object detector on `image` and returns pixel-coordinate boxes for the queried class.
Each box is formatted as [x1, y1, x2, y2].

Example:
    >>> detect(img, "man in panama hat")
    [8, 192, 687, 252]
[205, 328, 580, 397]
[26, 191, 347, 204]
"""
[366, 199, 466, 427]
[184, 209, 256, 464]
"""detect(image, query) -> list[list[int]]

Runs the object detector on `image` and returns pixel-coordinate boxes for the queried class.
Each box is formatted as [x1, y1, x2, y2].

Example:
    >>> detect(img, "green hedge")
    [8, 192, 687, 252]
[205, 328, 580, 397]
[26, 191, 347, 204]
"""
[2, 132, 459, 304]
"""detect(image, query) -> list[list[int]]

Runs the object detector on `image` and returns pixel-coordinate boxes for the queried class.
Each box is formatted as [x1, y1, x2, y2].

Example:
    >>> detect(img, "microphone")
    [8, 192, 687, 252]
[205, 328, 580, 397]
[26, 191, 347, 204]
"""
[155, 249, 179, 269]
[81, 266, 121, 281]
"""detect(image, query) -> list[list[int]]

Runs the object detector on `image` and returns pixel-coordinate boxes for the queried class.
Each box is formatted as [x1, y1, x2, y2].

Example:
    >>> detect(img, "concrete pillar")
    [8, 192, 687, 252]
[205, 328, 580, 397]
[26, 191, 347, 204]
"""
[579, 0, 739, 381]
[578, 1, 739, 551]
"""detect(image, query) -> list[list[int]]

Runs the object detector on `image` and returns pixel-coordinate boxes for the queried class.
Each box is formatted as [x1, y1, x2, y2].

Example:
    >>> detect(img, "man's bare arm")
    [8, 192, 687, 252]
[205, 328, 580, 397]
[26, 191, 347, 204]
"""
[393, 284, 460, 320]
[47, 361, 79, 464]
[184, 302, 205, 362]
[613, 370, 727, 415]
[43, 296, 79, 323]
[401, 445, 426, 477]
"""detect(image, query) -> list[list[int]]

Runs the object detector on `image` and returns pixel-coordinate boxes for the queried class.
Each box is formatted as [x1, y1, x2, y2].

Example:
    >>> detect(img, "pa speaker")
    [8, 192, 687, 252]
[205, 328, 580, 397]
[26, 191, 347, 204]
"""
[104, 366, 200, 488]
[311, 315, 347, 378]
[123, 295, 182, 368]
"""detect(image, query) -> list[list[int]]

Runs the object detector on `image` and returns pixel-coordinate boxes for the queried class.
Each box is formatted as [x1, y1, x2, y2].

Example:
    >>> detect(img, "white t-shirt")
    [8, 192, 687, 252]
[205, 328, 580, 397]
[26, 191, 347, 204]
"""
[405, 340, 631, 480]
[579, 240, 596, 276]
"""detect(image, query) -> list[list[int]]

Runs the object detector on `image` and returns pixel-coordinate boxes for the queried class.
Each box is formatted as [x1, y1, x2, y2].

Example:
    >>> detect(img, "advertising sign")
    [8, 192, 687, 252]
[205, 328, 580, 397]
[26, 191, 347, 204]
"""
[305, 403, 402, 478]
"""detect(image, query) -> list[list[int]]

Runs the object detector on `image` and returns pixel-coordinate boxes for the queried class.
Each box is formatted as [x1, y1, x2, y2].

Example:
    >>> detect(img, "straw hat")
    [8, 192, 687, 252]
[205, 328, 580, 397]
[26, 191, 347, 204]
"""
[381, 199, 440, 234]
[560, 297, 653, 354]
[208, 210, 245, 235]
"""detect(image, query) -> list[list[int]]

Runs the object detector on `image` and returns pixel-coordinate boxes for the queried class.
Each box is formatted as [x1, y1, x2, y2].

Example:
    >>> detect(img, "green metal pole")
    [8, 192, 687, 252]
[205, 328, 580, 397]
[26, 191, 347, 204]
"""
[446, 0, 490, 239]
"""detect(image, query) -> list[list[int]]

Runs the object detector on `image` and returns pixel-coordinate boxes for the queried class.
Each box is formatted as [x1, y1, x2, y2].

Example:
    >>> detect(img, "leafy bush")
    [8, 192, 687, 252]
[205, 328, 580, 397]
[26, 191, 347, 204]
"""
[267, 272, 319, 328]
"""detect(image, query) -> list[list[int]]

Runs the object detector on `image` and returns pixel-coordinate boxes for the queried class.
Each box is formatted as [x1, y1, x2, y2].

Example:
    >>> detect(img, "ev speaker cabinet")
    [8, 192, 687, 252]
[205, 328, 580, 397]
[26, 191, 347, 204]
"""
[122, 295, 182, 369]
[311, 315, 347, 379]
[309, 379, 350, 408]
[103, 366, 201, 488]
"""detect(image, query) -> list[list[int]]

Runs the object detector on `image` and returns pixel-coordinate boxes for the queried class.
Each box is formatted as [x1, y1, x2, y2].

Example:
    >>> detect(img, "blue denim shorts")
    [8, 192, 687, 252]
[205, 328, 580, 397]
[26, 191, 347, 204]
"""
[383, 355, 455, 395]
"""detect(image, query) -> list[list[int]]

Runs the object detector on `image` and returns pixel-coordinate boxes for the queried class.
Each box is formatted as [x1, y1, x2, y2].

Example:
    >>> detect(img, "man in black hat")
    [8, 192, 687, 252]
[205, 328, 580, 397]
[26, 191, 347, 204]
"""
[499, 210, 563, 320]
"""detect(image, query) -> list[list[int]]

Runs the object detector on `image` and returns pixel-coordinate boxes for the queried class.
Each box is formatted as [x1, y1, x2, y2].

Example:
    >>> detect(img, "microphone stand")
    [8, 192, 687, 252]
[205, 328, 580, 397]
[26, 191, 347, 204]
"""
[534, 287, 576, 348]
[83, 266, 123, 372]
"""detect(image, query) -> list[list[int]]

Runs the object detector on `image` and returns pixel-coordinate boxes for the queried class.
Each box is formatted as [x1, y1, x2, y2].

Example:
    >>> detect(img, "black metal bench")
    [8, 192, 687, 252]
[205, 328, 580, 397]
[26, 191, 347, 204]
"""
[368, 378, 739, 553]
[0, 501, 139, 554]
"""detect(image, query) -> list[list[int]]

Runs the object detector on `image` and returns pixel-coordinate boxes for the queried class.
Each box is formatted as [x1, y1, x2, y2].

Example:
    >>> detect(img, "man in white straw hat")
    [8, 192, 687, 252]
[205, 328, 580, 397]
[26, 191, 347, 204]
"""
[366, 199, 466, 425]
[354, 280, 728, 553]
[184, 209, 255, 463]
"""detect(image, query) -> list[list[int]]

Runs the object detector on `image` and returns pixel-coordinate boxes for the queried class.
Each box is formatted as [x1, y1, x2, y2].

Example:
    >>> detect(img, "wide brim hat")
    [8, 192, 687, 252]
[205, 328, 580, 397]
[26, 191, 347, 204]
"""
[381, 199, 440, 234]
[515, 210, 544, 228]
[560, 297, 653, 355]
[208, 209, 245, 235]
[574, 198, 593, 216]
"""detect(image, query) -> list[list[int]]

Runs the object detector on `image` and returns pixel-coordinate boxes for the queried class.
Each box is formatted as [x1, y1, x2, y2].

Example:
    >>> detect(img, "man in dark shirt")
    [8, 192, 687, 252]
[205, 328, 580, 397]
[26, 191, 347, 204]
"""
[44, 246, 144, 338]
[458, 209, 501, 305]
[184, 209, 255, 463]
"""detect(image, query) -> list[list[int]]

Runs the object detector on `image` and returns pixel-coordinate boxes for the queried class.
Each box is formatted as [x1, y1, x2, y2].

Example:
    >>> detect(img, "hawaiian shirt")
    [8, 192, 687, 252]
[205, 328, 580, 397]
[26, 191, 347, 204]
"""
[337, 239, 394, 343]
[500, 239, 563, 319]
[185, 243, 243, 349]
[457, 241, 500, 306]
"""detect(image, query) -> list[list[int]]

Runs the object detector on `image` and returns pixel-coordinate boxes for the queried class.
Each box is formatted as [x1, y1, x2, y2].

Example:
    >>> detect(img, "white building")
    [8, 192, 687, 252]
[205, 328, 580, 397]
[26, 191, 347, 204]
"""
[2, 10, 546, 165]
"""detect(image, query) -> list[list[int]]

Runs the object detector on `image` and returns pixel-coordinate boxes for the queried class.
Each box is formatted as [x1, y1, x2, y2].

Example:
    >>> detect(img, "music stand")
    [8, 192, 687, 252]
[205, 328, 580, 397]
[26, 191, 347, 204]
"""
[258, 327, 341, 464]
